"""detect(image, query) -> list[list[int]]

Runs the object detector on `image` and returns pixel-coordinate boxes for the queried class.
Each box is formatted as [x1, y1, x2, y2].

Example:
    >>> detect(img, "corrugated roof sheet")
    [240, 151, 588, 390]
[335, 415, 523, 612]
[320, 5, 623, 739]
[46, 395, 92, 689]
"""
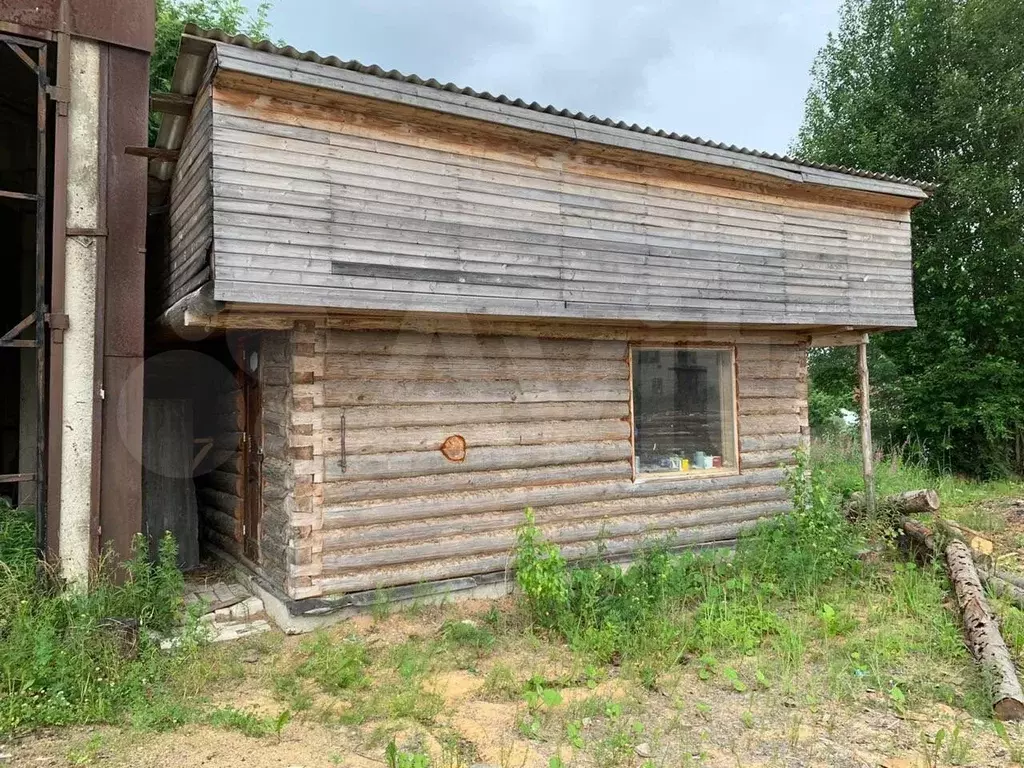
[183, 23, 935, 193]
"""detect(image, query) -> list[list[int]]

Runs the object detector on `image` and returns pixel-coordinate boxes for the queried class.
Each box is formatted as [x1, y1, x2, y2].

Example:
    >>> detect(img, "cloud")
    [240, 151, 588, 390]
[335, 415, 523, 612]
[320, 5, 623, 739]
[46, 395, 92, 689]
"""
[252, 0, 841, 153]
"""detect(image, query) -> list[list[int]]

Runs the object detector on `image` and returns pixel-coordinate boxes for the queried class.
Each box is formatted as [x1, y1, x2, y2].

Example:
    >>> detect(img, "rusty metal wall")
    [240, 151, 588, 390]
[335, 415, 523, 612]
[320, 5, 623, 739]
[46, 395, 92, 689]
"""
[97, 43, 147, 562]
[0, 0, 154, 52]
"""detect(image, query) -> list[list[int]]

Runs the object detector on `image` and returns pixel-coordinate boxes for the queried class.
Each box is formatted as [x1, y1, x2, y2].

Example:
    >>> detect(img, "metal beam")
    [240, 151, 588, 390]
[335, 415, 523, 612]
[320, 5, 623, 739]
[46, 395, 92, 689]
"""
[0, 188, 37, 201]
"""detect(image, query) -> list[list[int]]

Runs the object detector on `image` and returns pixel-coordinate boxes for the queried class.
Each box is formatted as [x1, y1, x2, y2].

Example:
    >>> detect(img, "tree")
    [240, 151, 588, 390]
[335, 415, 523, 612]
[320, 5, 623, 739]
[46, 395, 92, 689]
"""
[796, 0, 1024, 475]
[150, 0, 272, 140]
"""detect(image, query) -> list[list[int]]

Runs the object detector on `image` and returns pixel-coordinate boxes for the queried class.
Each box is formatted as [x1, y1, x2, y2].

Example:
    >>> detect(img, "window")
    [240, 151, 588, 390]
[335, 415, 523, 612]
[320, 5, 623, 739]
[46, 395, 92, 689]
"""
[631, 347, 737, 476]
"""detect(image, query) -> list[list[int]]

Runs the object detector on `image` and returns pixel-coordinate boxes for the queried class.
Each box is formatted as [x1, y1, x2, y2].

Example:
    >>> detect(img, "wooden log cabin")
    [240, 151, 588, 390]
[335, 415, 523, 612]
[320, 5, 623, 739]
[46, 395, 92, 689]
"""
[148, 25, 929, 611]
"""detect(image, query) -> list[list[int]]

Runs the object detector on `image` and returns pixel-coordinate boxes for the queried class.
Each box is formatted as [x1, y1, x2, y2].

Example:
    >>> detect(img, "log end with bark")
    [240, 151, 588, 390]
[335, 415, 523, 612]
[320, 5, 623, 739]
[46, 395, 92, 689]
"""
[848, 489, 940, 522]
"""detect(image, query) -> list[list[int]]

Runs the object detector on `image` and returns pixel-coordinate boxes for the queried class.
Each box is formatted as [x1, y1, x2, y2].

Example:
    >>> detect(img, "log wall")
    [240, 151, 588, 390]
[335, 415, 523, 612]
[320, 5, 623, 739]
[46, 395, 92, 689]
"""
[273, 325, 808, 600]
[195, 369, 244, 557]
[258, 332, 292, 588]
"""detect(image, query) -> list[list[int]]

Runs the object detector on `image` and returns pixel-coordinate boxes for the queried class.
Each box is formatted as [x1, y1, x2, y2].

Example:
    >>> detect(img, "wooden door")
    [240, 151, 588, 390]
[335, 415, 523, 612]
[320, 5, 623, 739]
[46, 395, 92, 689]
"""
[241, 337, 263, 563]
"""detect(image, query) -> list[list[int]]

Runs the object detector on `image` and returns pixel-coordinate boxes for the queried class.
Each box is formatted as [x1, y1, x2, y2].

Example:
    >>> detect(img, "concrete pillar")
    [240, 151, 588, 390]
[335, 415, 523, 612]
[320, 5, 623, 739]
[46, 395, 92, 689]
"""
[59, 37, 101, 586]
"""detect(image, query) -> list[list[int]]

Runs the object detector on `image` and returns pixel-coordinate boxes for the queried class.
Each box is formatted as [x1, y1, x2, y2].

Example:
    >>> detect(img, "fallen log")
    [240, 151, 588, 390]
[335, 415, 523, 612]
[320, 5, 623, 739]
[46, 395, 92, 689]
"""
[945, 538, 1024, 720]
[898, 518, 1024, 720]
[849, 489, 940, 521]
[899, 516, 939, 562]
[890, 489, 941, 514]
[938, 519, 994, 558]
[991, 568, 1024, 591]
[984, 573, 1024, 612]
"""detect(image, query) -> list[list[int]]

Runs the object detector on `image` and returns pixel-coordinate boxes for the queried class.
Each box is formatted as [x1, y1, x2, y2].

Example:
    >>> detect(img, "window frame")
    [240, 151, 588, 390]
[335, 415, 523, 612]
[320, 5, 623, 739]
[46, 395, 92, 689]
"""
[627, 343, 740, 482]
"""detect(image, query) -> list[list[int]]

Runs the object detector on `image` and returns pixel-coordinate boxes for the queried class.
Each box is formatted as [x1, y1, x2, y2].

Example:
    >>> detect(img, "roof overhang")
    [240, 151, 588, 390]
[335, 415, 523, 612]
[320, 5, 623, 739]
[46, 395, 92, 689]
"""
[148, 27, 934, 210]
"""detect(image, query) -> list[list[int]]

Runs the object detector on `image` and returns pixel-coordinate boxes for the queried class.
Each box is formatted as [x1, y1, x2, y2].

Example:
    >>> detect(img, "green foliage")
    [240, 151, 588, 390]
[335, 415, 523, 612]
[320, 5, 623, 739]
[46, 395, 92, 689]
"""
[206, 705, 291, 738]
[512, 453, 858, 672]
[796, 0, 1024, 476]
[151, 0, 272, 140]
[513, 508, 570, 627]
[385, 739, 431, 768]
[293, 632, 368, 694]
[740, 447, 860, 595]
[439, 619, 495, 654]
[0, 508, 204, 735]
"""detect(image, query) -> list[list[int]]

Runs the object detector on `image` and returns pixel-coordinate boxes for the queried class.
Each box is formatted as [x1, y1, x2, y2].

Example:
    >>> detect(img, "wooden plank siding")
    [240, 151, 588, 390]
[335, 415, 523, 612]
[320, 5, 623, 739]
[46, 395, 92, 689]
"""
[197, 77, 917, 329]
[274, 327, 807, 599]
[163, 82, 214, 312]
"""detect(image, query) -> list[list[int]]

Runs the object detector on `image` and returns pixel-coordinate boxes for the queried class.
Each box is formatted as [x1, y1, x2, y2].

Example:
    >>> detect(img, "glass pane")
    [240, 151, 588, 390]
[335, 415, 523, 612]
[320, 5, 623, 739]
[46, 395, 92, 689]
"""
[632, 348, 736, 475]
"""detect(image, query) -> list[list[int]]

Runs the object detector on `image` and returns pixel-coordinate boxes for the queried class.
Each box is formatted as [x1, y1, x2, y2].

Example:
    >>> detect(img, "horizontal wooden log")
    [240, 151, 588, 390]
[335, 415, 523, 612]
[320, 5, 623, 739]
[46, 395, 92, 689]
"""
[202, 449, 242, 474]
[202, 469, 244, 497]
[324, 486, 790, 550]
[736, 344, 808, 362]
[197, 487, 243, 516]
[325, 439, 632, 481]
[738, 413, 802, 435]
[335, 418, 630, 456]
[738, 397, 803, 416]
[737, 379, 803, 398]
[199, 504, 242, 540]
[323, 500, 787, 571]
[736, 361, 805, 379]
[740, 448, 797, 469]
[322, 460, 632, 503]
[322, 353, 627, 381]
[204, 525, 242, 556]
[314, 519, 761, 593]
[301, 401, 630, 431]
[325, 468, 786, 528]
[323, 330, 627, 360]
[739, 434, 802, 452]
[323, 379, 629, 406]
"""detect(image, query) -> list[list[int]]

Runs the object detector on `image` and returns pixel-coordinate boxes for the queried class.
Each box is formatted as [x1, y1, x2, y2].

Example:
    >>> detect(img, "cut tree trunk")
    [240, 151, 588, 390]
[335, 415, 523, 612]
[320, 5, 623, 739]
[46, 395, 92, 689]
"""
[899, 516, 938, 562]
[890, 489, 940, 514]
[945, 538, 1024, 720]
[849, 489, 940, 521]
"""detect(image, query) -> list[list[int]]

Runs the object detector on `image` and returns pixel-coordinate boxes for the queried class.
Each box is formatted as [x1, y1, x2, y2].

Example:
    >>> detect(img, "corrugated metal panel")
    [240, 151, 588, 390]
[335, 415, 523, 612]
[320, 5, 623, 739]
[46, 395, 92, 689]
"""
[182, 23, 933, 195]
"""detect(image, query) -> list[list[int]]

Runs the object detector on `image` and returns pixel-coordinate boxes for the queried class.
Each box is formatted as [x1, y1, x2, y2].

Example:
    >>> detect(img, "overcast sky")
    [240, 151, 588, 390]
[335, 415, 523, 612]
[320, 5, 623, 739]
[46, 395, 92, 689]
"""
[242, 1, 842, 155]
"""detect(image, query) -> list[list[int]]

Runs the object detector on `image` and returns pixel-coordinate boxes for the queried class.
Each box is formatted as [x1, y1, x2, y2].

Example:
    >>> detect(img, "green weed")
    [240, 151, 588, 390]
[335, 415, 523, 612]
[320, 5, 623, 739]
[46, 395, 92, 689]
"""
[385, 739, 431, 768]
[0, 506, 206, 735]
[206, 706, 291, 738]
[294, 632, 368, 693]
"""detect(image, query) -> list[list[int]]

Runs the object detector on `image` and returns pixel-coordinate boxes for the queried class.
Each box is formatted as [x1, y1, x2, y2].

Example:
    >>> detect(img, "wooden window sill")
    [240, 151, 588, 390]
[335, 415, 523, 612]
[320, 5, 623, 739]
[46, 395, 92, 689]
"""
[633, 467, 740, 483]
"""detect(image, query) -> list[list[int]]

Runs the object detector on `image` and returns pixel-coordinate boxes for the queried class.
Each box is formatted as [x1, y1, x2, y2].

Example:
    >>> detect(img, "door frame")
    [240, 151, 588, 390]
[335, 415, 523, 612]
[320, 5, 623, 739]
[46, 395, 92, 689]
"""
[239, 335, 263, 563]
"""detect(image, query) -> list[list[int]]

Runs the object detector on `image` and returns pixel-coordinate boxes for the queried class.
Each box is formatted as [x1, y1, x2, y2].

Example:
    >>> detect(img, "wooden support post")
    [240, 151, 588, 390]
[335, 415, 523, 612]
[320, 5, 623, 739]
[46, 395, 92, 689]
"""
[858, 334, 876, 515]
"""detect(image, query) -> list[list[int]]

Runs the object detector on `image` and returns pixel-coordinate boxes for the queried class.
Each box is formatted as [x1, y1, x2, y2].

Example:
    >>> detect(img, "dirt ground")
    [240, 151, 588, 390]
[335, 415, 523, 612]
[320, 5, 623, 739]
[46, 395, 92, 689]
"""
[8, 608, 1021, 768]
[8, 496, 1024, 768]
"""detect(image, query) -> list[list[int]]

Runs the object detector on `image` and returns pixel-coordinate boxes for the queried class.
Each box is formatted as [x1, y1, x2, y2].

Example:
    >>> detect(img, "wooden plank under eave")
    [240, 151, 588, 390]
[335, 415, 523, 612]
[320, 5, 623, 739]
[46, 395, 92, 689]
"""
[150, 91, 196, 116]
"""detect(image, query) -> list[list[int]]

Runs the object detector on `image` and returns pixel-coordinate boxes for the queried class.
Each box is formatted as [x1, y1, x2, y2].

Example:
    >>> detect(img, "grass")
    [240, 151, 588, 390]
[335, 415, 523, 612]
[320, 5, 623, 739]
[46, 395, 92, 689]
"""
[0, 501, 218, 735]
[7, 438, 1024, 766]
